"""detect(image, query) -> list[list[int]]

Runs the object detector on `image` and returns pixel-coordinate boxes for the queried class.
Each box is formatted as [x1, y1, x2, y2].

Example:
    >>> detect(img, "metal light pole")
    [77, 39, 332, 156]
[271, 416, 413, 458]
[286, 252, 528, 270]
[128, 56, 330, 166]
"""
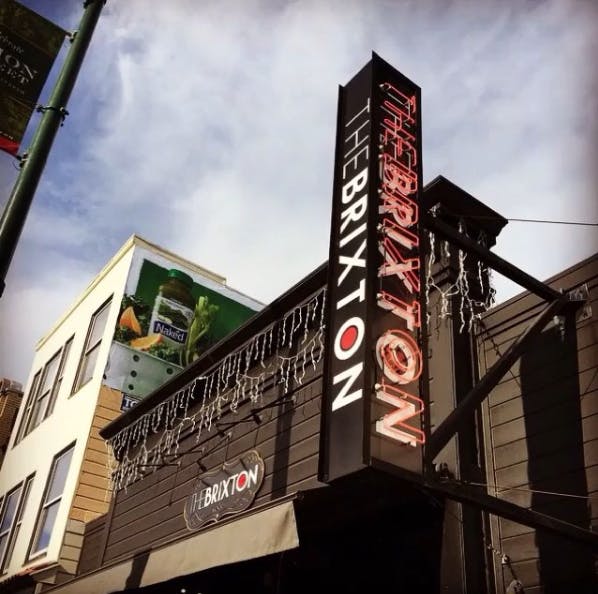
[0, 0, 105, 298]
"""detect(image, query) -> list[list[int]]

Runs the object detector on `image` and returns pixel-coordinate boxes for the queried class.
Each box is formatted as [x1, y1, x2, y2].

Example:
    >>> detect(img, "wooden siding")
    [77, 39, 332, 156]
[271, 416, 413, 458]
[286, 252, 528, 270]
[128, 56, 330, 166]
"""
[59, 386, 122, 576]
[77, 514, 107, 575]
[69, 386, 122, 524]
[99, 358, 324, 566]
[478, 254, 598, 592]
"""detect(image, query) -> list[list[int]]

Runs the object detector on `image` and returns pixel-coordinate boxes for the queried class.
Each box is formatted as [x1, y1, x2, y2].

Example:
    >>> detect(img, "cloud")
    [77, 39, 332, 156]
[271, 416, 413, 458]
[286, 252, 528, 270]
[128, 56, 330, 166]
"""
[0, 0, 596, 384]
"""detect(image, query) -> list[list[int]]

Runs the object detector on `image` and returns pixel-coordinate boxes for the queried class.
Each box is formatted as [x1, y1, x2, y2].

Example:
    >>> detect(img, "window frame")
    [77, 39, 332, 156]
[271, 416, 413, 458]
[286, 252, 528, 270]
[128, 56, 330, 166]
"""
[1, 474, 34, 573]
[44, 337, 73, 419]
[72, 297, 112, 394]
[13, 371, 41, 445]
[0, 482, 23, 572]
[28, 444, 74, 560]
[26, 349, 61, 434]
[14, 336, 74, 444]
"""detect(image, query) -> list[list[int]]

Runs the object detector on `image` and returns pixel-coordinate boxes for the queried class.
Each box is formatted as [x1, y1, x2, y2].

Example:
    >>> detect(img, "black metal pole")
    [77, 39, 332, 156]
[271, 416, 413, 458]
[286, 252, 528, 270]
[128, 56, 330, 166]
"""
[0, 0, 105, 298]
[423, 213, 562, 302]
[425, 296, 568, 462]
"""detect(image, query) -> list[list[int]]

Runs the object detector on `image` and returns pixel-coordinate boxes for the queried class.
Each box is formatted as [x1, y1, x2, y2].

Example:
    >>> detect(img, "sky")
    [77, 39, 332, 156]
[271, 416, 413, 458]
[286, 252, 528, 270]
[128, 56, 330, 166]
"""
[0, 0, 596, 386]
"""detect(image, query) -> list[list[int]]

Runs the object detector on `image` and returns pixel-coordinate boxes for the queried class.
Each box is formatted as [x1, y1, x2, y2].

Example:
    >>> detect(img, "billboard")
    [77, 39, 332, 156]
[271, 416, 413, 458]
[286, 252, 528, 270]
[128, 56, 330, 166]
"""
[319, 53, 428, 482]
[0, 0, 66, 155]
[104, 246, 262, 400]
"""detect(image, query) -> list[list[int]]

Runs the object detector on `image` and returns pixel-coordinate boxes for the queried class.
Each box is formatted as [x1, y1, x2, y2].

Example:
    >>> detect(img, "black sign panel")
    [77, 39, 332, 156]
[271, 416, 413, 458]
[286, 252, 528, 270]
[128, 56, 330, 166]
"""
[320, 54, 427, 483]
[184, 450, 264, 530]
[319, 61, 374, 482]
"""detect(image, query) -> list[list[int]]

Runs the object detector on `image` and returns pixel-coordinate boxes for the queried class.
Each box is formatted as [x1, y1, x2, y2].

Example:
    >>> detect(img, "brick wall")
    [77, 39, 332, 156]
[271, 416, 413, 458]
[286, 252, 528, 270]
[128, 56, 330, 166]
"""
[0, 378, 23, 467]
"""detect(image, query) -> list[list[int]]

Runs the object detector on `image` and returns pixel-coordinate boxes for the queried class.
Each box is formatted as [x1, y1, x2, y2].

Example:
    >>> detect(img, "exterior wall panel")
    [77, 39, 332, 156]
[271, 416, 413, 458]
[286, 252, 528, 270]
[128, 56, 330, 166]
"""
[479, 254, 597, 592]
[75, 515, 106, 576]
[100, 363, 324, 565]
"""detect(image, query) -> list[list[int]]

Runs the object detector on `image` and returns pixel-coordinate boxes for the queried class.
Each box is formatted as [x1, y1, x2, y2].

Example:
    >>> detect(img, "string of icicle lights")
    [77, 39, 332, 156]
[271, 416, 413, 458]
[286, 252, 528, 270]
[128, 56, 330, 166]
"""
[425, 209, 496, 334]
[107, 287, 327, 491]
[107, 217, 494, 490]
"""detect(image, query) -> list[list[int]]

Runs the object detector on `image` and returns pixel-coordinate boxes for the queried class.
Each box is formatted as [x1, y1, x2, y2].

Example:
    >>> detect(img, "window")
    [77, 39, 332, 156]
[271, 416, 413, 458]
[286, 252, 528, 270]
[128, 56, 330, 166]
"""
[28, 351, 60, 432]
[1, 475, 34, 571]
[30, 446, 74, 558]
[0, 485, 22, 568]
[14, 338, 74, 443]
[45, 338, 73, 418]
[73, 298, 112, 393]
[14, 372, 40, 444]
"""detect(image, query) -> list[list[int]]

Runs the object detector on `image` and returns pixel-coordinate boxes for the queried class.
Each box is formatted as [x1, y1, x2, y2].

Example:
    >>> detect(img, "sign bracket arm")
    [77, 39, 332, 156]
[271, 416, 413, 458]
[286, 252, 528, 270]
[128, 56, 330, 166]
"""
[422, 213, 561, 302]
[424, 295, 571, 462]
[423, 478, 598, 550]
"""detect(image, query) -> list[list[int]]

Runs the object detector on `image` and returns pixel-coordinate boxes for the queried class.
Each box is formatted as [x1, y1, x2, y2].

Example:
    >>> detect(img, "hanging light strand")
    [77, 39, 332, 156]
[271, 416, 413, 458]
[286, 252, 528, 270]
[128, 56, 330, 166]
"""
[107, 286, 327, 491]
[425, 210, 495, 334]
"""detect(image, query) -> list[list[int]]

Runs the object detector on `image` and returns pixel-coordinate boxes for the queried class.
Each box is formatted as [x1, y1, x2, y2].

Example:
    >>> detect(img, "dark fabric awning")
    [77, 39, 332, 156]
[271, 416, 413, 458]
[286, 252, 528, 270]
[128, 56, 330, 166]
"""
[45, 500, 299, 594]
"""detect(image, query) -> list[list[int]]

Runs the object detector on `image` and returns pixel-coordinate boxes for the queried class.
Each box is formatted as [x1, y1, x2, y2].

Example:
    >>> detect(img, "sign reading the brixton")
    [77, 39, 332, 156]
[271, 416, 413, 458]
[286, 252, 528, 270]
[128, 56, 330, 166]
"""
[184, 451, 264, 530]
[319, 53, 428, 482]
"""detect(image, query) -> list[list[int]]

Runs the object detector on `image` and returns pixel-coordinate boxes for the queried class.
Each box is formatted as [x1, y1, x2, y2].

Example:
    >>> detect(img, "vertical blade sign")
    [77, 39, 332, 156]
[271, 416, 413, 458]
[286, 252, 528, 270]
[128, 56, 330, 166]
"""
[320, 54, 427, 483]
[370, 57, 427, 476]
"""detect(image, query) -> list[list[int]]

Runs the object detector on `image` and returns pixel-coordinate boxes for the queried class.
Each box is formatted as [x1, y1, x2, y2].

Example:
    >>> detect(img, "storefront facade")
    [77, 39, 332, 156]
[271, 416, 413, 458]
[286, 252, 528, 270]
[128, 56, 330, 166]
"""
[46, 262, 446, 593]
[33, 54, 597, 594]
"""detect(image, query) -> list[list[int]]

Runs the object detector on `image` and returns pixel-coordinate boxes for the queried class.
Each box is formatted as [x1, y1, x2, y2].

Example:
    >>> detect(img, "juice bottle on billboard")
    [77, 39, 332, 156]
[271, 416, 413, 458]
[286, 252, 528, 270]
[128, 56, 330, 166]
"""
[148, 269, 195, 350]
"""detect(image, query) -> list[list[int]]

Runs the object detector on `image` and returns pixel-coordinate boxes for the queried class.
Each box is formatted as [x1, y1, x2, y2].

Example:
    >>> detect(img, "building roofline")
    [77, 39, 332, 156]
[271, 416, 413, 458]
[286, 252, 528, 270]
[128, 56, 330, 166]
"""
[35, 235, 230, 352]
[101, 177, 510, 439]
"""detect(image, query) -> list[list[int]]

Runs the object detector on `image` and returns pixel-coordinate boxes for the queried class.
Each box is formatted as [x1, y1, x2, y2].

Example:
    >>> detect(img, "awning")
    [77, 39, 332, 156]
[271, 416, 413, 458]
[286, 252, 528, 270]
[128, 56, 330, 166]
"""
[0, 561, 59, 593]
[46, 500, 299, 594]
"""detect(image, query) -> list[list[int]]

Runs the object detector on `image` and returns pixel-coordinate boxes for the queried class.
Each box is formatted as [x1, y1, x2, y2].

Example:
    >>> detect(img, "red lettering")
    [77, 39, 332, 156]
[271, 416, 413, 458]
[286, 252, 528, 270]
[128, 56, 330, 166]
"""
[381, 153, 418, 197]
[375, 381, 425, 447]
[377, 291, 421, 330]
[376, 329, 423, 384]
[378, 237, 420, 294]
[379, 188, 418, 228]
[374, 82, 424, 447]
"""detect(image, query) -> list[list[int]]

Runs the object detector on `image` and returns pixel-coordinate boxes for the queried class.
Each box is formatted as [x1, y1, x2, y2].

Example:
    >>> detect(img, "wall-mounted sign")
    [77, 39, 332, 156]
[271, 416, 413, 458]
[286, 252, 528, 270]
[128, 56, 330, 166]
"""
[320, 53, 428, 483]
[184, 450, 265, 530]
[0, 0, 66, 155]
[120, 393, 139, 412]
[372, 64, 427, 467]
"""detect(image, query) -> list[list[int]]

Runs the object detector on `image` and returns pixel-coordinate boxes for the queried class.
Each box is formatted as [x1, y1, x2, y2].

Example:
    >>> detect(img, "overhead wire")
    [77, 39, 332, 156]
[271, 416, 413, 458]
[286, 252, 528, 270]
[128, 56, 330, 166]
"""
[461, 480, 598, 501]
[503, 218, 596, 227]
[438, 213, 597, 227]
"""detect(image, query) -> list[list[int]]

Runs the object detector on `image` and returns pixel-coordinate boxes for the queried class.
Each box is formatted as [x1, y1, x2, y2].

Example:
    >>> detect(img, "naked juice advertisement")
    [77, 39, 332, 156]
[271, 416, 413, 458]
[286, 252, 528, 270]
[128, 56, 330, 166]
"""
[104, 248, 261, 401]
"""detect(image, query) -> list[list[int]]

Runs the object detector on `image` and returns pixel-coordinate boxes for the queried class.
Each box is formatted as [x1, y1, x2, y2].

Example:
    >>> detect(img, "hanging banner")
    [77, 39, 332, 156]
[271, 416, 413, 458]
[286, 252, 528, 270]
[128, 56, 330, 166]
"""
[0, 0, 66, 155]
[319, 53, 428, 483]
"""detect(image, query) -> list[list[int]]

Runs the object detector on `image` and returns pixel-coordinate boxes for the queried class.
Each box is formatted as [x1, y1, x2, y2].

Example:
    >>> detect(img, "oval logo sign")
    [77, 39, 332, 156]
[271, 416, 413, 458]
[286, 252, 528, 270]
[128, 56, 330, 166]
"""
[184, 450, 265, 530]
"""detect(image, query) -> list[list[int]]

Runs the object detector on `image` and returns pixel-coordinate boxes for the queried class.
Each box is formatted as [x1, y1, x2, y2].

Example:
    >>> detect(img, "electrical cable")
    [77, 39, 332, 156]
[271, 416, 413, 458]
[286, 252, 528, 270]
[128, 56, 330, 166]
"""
[437, 213, 597, 227]
[461, 480, 598, 501]
[505, 218, 596, 227]
[477, 317, 521, 389]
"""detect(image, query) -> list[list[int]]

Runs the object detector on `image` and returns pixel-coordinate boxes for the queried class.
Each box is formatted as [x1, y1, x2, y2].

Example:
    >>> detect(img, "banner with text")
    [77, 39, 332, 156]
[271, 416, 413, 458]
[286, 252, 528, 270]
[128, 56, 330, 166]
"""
[0, 0, 65, 155]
